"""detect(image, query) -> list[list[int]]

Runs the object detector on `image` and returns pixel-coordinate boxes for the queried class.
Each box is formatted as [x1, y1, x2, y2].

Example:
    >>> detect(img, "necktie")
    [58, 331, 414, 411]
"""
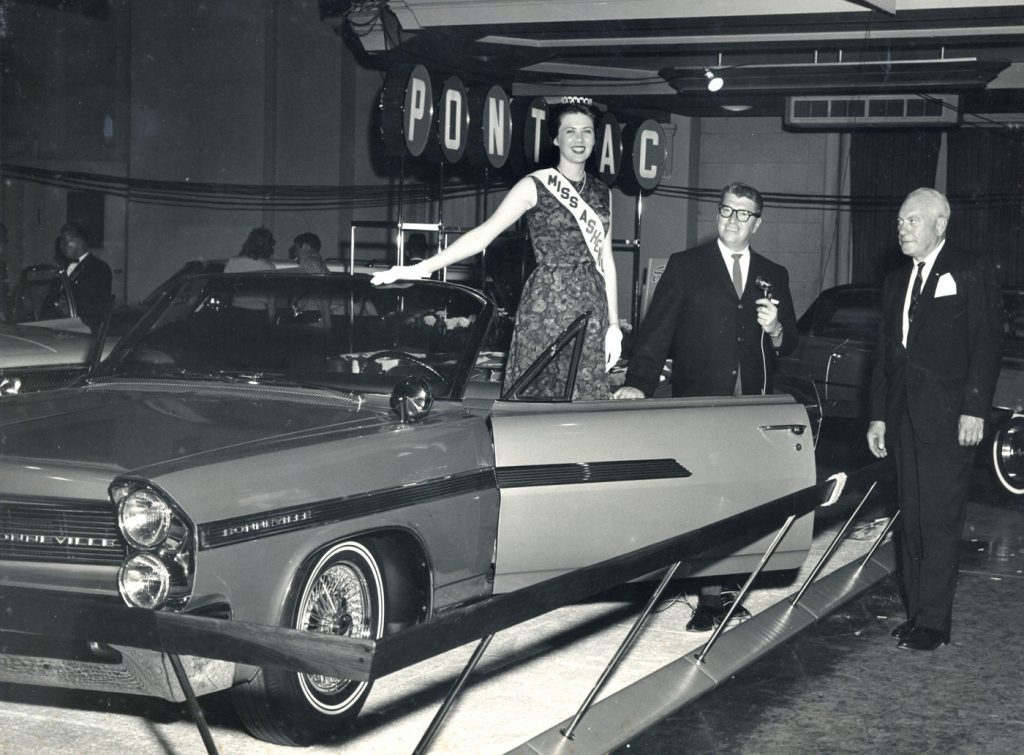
[908, 261, 925, 322]
[731, 253, 743, 298]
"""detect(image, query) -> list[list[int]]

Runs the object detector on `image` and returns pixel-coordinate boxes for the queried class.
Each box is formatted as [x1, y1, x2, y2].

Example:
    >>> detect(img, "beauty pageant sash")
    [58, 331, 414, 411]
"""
[532, 168, 607, 276]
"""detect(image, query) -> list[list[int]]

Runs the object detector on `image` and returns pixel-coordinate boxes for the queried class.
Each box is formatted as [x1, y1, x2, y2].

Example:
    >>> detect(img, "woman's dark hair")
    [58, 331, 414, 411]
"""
[240, 226, 276, 260]
[548, 102, 598, 138]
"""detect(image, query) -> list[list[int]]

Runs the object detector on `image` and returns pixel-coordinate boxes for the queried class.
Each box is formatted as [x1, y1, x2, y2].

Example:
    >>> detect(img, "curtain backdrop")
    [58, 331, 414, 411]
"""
[946, 128, 1024, 287]
[850, 131, 941, 285]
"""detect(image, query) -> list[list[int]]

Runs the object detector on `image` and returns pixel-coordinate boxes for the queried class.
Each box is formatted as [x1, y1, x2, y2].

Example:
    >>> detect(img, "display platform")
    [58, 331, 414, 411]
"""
[0, 493, 895, 754]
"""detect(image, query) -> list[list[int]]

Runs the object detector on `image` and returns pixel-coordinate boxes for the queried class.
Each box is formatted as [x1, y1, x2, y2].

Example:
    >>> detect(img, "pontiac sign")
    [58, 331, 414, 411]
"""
[380, 65, 667, 189]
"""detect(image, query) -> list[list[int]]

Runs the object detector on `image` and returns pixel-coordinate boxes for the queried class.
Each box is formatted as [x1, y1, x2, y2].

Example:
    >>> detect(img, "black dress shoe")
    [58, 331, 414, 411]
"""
[891, 619, 915, 640]
[897, 627, 949, 651]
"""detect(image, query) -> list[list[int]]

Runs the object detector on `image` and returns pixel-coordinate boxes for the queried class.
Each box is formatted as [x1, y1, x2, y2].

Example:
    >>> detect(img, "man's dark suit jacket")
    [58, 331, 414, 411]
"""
[68, 253, 113, 333]
[869, 243, 1002, 443]
[624, 241, 799, 398]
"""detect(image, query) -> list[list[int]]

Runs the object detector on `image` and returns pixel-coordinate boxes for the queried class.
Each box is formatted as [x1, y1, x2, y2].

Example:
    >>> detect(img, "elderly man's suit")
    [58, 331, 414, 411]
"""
[870, 243, 1002, 637]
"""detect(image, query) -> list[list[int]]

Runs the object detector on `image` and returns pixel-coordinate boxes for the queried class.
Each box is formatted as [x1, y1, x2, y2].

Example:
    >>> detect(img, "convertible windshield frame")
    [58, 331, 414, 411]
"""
[97, 273, 495, 400]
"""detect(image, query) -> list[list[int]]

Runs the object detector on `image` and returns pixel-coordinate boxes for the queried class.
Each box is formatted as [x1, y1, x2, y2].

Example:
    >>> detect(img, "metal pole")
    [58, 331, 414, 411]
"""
[631, 192, 644, 331]
[695, 514, 797, 664]
[561, 561, 681, 740]
[860, 509, 899, 566]
[168, 653, 218, 755]
[397, 152, 406, 267]
[413, 633, 494, 755]
[791, 481, 878, 606]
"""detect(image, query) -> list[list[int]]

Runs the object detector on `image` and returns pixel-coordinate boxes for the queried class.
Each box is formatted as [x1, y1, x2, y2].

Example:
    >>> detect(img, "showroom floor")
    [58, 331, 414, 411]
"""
[615, 470, 1024, 755]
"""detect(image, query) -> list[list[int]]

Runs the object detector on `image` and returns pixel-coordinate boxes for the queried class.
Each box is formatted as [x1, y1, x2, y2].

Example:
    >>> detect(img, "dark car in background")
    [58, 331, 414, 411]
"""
[0, 260, 225, 395]
[776, 284, 1024, 496]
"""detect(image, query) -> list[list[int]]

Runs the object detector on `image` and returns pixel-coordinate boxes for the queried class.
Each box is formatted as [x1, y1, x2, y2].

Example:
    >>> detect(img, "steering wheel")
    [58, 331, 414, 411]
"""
[364, 350, 448, 385]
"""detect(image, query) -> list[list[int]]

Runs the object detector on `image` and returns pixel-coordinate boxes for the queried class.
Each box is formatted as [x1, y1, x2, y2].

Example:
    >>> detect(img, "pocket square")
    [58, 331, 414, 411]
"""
[934, 272, 957, 297]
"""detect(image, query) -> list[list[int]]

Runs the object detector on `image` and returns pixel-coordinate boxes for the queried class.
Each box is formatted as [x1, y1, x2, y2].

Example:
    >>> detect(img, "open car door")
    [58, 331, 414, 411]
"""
[489, 316, 818, 593]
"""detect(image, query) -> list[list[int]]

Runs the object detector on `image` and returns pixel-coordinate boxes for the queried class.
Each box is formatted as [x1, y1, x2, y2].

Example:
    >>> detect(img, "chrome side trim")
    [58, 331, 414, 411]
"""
[495, 458, 690, 488]
[198, 469, 497, 550]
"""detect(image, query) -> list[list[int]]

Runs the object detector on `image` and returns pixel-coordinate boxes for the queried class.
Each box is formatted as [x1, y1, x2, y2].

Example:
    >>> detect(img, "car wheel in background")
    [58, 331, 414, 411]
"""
[992, 413, 1024, 498]
[231, 540, 386, 746]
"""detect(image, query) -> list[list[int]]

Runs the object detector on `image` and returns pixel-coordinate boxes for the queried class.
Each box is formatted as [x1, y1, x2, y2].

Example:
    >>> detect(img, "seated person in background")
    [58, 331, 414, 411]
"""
[225, 226, 276, 272]
[290, 232, 329, 274]
[60, 223, 112, 333]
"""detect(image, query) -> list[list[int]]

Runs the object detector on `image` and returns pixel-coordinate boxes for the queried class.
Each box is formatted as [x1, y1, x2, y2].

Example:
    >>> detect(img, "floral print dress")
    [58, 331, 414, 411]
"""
[503, 174, 610, 400]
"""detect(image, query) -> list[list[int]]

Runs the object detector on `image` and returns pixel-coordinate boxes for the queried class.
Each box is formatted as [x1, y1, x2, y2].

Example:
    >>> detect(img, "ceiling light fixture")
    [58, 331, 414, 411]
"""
[704, 68, 724, 92]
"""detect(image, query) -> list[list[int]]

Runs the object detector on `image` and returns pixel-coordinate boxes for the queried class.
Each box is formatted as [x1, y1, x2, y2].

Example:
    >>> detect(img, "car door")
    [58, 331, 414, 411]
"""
[487, 318, 818, 592]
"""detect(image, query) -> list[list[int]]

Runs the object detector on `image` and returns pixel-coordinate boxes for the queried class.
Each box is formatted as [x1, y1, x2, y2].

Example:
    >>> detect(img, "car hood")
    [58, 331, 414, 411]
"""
[0, 322, 94, 367]
[0, 381, 389, 477]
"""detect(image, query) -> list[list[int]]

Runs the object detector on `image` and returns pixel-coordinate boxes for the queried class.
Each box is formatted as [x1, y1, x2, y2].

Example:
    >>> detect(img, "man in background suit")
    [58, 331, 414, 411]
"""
[614, 181, 798, 631]
[867, 187, 1002, 651]
[60, 223, 112, 333]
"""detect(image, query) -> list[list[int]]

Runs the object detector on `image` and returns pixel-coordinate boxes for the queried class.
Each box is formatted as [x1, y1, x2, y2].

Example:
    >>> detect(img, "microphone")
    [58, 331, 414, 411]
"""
[755, 276, 774, 300]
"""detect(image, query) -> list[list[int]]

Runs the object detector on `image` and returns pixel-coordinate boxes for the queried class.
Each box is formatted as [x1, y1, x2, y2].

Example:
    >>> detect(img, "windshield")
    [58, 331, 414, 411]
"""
[98, 274, 494, 399]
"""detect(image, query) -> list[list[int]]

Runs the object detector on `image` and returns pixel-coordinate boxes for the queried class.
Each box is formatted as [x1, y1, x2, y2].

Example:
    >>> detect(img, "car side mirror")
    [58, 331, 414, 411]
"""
[390, 377, 433, 423]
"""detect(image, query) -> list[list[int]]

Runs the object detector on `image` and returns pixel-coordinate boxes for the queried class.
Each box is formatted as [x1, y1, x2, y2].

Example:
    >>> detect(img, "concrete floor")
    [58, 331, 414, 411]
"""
[616, 472, 1024, 754]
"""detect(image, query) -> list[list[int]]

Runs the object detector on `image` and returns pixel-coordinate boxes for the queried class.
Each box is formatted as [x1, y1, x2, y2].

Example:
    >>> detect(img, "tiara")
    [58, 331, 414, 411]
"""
[560, 95, 593, 106]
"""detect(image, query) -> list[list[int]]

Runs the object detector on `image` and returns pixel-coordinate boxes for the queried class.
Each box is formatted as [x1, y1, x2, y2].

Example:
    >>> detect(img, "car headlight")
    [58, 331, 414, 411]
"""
[111, 480, 195, 611]
[0, 377, 22, 396]
[118, 553, 171, 609]
[119, 489, 173, 549]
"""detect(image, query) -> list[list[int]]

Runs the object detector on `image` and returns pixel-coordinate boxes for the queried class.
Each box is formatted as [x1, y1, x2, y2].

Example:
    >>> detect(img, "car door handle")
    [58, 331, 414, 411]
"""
[759, 424, 806, 435]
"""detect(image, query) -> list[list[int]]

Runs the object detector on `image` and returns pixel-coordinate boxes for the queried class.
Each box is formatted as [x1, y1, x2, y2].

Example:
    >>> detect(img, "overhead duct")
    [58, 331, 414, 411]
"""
[784, 94, 960, 129]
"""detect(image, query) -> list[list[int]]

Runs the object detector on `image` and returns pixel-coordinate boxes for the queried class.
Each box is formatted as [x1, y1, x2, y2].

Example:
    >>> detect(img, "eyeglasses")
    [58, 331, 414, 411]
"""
[718, 204, 760, 222]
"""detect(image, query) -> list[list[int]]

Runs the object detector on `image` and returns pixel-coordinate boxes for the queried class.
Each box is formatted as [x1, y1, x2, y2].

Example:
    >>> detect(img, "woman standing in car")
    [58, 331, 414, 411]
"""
[371, 101, 620, 400]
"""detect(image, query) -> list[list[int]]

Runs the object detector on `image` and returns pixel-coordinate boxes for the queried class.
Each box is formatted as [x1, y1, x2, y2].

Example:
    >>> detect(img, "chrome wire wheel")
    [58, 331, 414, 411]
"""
[231, 540, 387, 746]
[295, 541, 385, 714]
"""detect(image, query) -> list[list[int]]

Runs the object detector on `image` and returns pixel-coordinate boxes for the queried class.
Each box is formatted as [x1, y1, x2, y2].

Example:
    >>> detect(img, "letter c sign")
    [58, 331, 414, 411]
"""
[631, 119, 666, 191]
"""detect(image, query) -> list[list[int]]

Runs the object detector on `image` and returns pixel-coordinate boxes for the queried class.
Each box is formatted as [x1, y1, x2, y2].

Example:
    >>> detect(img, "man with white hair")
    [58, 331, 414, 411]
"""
[867, 187, 1002, 651]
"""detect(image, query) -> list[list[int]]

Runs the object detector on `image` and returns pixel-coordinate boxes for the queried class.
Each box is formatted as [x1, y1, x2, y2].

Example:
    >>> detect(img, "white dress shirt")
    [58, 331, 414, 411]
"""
[717, 239, 750, 293]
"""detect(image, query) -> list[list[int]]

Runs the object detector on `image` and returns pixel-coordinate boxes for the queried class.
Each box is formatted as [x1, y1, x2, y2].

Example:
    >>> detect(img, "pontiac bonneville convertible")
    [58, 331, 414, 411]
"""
[0, 273, 819, 745]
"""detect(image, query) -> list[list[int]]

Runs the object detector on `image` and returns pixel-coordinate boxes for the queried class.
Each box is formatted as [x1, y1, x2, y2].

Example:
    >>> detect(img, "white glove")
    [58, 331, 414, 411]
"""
[604, 324, 623, 371]
[370, 263, 428, 286]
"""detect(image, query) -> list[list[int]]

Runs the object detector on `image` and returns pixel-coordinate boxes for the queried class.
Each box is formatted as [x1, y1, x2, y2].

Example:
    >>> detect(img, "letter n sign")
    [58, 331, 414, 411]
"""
[481, 85, 512, 169]
[403, 64, 433, 157]
[631, 119, 666, 191]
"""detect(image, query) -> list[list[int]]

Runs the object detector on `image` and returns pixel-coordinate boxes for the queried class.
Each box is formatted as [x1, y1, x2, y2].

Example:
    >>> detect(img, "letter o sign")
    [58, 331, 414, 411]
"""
[403, 64, 433, 157]
[631, 120, 666, 191]
[439, 76, 469, 164]
[481, 85, 512, 169]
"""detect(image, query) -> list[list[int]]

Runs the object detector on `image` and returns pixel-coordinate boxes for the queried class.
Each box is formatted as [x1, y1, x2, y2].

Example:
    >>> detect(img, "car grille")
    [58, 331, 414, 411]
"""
[0, 368, 85, 393]
[0, 497, 126, 565]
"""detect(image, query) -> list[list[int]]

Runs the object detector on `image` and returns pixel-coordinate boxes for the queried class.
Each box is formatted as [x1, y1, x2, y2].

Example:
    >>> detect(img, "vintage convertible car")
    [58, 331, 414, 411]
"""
[775, 284, 1024, 496]
[0, 272, 818, 745]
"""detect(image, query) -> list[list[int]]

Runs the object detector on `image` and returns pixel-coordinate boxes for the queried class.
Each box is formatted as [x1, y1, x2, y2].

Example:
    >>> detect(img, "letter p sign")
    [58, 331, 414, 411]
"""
[403, 64, 433, 157]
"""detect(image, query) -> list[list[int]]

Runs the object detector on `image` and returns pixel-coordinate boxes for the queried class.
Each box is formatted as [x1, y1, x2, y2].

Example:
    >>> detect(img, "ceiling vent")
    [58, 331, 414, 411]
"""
[784, 94, 960, 129]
